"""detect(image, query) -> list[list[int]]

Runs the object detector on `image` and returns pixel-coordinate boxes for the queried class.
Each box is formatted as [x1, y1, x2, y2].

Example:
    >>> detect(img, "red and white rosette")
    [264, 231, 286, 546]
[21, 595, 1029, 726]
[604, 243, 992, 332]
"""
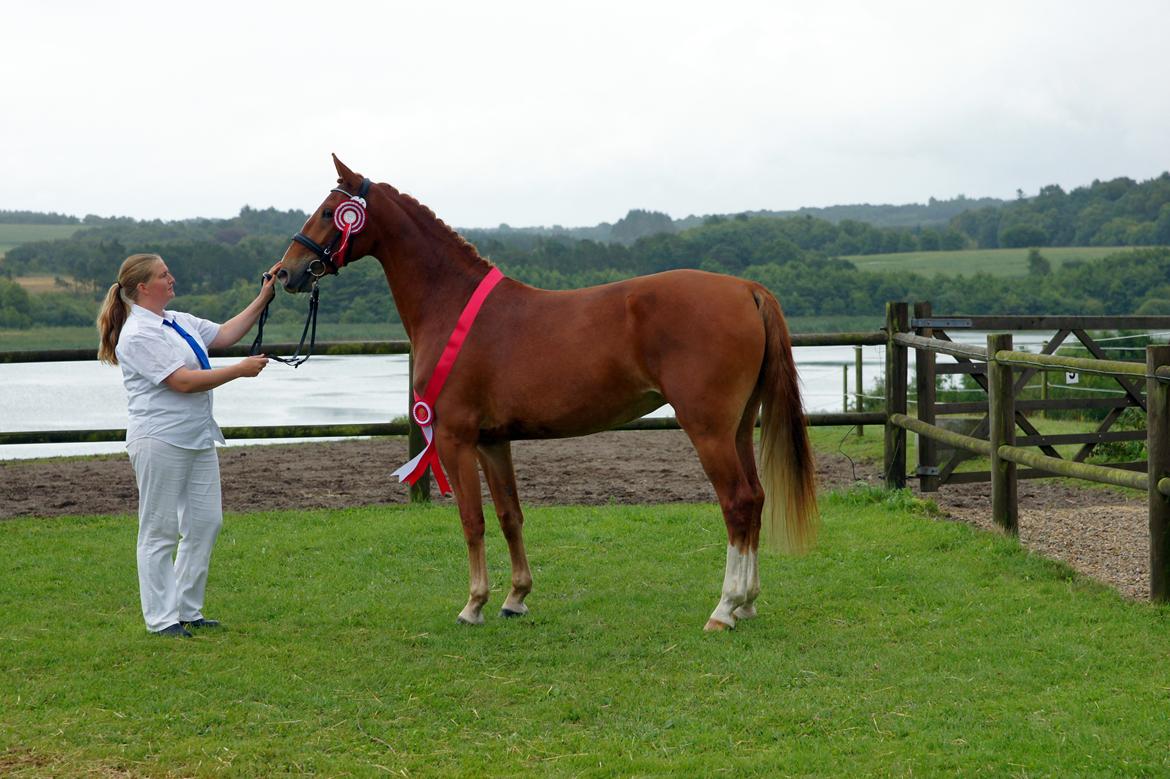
[333, 198, 367, 233]
[392, 397, 450, 494]
[331, 197, 367, 267]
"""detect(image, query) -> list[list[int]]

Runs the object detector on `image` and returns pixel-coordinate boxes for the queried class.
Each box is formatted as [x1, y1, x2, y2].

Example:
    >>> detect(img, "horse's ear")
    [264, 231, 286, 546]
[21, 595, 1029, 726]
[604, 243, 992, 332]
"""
[332, 153, 358, 185]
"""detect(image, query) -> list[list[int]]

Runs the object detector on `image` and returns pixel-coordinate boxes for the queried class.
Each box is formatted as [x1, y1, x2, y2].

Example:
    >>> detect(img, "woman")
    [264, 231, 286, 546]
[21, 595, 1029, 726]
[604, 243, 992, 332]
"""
[97, 252, 280, 638]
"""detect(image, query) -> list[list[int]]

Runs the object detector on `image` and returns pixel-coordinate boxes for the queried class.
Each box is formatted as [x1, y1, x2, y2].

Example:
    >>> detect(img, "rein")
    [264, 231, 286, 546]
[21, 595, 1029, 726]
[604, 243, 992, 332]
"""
[249, 275, 319, 367]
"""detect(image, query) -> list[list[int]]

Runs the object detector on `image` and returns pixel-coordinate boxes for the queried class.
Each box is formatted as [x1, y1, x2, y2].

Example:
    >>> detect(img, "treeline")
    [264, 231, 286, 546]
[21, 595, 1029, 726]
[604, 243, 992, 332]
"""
[0, 210, 80, 225]
[476, 173, 1170, 249]
[3, 173, 1169, 330]
[955, 173, 1170, 248]
[2, 206, 310, 294]
[0, 209, 153, 226]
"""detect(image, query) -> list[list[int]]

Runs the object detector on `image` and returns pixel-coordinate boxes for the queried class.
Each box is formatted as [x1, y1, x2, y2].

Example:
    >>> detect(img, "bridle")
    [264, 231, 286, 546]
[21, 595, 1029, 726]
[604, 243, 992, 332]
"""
[291, 177, 372, 278]
[249, 177, 372, 367]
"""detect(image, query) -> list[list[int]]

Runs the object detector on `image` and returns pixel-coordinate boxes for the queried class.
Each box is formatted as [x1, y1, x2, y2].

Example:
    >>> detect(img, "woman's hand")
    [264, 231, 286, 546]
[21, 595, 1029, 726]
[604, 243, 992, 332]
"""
[209, 263, 284, 350]
[261, 261, 282, 302]
[234, 355, 269, 378]
[164, 356, 269, 393]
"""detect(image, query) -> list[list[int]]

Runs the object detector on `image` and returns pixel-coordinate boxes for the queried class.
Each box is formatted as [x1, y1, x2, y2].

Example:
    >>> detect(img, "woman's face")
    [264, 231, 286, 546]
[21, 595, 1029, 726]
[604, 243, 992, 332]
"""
[138, 260, 176, 306]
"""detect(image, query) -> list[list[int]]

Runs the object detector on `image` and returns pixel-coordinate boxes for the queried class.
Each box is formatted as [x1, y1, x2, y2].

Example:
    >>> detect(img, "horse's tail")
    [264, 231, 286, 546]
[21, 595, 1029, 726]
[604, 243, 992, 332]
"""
[753, 285, 819, 553]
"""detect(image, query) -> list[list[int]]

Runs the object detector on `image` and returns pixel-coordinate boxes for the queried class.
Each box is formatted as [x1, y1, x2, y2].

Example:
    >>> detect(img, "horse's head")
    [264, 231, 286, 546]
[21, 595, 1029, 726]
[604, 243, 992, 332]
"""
[278, 154, 373, 293]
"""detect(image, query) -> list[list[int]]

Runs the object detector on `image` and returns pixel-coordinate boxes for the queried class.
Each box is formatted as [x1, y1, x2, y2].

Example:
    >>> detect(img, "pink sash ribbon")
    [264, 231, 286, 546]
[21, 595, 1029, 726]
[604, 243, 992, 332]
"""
[392, 267, 505, 495]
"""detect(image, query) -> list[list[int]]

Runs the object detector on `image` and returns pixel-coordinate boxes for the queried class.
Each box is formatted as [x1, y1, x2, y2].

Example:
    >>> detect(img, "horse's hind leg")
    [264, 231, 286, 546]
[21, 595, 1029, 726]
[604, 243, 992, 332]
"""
[731, 403, 765, 622]
[477, 441, 533, 618]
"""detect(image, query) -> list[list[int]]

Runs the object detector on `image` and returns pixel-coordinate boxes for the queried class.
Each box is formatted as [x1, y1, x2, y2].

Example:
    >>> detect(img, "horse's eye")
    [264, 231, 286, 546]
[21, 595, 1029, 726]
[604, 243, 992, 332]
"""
[322, 209, 333, 219]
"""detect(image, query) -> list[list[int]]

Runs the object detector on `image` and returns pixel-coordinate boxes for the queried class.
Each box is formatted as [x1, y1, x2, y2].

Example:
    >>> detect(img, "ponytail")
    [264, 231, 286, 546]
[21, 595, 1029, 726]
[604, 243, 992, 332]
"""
[96, 253, 163, 366]
[96, 283, 129, 365]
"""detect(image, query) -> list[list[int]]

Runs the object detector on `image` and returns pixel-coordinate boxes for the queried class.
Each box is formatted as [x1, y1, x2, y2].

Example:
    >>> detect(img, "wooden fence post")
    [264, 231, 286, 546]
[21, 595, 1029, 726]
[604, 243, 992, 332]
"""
[915, 302, 939, 492]
[884, 302, 909, 489]
[988, 333, 1018, 534]
[855, 345, 865, 437]
[1147, 345, 1170, 601]
[407, 349, 432, 503]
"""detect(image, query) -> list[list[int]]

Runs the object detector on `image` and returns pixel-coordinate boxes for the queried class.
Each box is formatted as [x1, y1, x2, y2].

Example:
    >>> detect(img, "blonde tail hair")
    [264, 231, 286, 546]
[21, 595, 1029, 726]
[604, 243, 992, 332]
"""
[96, 253, 162, 365]
[754, 285, 819, 553]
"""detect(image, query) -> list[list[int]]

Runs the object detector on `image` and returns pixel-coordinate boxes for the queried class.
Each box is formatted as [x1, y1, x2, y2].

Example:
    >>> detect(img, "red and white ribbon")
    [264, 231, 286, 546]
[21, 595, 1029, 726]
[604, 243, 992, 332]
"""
[332, 197, 367, 267]
[392, 267, 505, 495]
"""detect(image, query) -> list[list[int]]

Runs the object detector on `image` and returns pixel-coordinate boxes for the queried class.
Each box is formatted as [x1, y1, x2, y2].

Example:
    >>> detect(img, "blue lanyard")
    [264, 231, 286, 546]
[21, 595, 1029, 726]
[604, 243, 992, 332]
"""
[163, 318, 211, 370]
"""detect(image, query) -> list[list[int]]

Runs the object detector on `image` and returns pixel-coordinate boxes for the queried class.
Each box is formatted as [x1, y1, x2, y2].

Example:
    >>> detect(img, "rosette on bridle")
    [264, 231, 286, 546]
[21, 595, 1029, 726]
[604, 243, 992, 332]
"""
[291, 177, 372, 277]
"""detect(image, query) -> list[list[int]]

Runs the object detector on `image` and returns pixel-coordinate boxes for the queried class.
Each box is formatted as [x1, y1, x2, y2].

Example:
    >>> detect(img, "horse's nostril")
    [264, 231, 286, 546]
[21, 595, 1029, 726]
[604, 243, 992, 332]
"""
[276, 268, 289, 281]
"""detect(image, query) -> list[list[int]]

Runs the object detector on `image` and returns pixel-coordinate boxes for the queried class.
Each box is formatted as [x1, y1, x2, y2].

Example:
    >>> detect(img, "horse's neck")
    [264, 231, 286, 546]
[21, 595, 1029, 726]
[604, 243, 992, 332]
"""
[371, 217, 489, 346]
[381, 252, 486, 345]
[369, 185, 496, 347]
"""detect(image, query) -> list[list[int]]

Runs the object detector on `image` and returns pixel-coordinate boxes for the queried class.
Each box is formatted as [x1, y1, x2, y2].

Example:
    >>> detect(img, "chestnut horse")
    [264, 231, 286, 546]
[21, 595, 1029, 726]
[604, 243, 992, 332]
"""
[278, 156, 818, 631]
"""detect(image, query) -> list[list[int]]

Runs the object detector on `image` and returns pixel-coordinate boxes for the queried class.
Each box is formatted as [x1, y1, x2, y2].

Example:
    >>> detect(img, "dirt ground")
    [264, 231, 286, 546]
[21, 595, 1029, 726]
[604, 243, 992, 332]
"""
[0, 430, 1150, 599]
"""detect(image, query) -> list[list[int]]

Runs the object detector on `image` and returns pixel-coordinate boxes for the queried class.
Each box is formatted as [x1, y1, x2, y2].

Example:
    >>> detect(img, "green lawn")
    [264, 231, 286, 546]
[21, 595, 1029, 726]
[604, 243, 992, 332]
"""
[0, 321, 409, 353]
[3, 494, 1170, 776]
[1, 318, 884, 353]
[0, 224, 80, 258]
[842, 246, 1121, 277]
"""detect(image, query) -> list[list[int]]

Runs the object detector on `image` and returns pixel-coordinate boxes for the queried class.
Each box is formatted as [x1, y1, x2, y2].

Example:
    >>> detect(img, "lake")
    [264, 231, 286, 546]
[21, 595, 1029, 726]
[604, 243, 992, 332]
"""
[0, 334, 1046, 460]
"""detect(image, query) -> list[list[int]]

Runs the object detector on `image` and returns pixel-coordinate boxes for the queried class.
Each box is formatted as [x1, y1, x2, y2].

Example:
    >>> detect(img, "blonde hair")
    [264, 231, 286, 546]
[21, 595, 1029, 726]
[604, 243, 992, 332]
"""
[96, 253, 163, 365]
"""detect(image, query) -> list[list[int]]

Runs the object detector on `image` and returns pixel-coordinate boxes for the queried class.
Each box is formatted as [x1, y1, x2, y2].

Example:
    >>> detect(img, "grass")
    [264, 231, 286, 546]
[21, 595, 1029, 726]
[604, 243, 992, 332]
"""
[0, 318, 883, 353]
[786, 314, 883, 334]
[3, 496, 1170, 776]
[0, 224, 81, 258]
[0, 322, 409, 353]
[841, 246, 1121, 277]
[7, 275, 87, 295]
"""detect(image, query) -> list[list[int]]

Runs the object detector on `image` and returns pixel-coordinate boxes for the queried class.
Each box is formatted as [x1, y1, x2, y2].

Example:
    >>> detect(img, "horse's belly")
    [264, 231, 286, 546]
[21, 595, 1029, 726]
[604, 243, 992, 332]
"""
[484, 389, 665, 441]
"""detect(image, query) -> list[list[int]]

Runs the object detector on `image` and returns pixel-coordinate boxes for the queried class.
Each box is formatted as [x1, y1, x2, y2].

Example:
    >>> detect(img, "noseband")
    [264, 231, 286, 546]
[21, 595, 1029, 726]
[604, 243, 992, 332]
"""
[291, 177, 372, 278]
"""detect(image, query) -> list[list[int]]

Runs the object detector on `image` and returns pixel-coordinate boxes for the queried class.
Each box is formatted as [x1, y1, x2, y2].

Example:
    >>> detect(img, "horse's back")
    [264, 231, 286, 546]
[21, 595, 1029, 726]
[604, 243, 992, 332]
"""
[464, 269, 772, 439]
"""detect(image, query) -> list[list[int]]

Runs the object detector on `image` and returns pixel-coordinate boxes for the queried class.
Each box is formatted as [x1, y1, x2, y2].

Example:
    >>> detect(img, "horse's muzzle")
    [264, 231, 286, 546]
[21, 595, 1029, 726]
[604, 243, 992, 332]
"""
[277, 267, 310, 294]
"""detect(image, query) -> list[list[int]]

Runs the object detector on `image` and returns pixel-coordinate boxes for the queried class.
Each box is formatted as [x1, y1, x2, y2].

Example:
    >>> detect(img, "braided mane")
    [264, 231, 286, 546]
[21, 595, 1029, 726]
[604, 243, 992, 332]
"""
[377, 182, 494, 268]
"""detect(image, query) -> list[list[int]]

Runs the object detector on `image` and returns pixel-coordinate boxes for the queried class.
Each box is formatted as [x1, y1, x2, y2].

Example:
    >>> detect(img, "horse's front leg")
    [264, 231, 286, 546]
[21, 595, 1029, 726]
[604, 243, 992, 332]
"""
[477, 441, 532, 618]
[437, 434, 490, 625]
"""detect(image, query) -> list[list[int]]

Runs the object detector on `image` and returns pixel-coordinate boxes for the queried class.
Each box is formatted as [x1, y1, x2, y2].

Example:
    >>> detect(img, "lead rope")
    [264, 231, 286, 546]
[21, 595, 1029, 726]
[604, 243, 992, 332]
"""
[250, 274, 320, 368]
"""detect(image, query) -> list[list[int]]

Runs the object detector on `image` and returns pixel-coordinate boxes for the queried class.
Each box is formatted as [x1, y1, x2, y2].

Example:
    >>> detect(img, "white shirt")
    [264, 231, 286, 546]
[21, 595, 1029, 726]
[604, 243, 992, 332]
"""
[115, 304, 225, 450]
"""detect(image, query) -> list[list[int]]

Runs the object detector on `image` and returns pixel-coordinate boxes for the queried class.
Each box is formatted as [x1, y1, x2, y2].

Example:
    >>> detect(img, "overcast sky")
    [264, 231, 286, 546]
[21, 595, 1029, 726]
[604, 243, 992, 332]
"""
[3, 1, 1168, 228]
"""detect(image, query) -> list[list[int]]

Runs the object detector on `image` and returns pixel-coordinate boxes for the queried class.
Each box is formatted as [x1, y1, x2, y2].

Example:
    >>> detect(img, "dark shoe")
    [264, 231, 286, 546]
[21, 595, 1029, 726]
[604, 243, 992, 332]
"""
[181, 618, 220, 629]
[153, 623, 193, 638]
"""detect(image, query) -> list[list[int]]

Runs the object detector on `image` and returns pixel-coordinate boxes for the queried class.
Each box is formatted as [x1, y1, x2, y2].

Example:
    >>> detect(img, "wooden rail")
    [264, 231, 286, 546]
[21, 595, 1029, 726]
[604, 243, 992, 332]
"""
[888, 311, 1170, 600]
[888, 412, 991, 456]
[0, 340, 413, 363]
[0, 334, 887, 502]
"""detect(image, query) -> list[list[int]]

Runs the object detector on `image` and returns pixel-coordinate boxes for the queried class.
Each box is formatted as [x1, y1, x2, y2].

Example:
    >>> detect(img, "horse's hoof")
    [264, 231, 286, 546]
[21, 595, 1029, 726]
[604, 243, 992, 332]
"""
[704, 618, 735, 632]
[456, 615, 483, 626]
[499, 607, 528, 618]
[733, 604, 758, 620]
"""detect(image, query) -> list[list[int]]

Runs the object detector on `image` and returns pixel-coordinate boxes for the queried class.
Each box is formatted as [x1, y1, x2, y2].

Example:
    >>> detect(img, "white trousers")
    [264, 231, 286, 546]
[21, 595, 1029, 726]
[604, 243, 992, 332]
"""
[128, 438, 223, 632]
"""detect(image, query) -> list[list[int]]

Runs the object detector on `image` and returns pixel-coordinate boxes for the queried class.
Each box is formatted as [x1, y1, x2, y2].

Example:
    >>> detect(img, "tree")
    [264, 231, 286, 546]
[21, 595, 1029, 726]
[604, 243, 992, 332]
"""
[1000, 223, 1048, 248]
[611, 210, 674, 245]
[1027, 248, 1051, 276]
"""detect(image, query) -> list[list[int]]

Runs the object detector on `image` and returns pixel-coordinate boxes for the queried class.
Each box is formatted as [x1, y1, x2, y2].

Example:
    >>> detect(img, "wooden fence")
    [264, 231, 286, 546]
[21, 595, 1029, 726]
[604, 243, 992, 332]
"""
[0, 333, 885, 503]
[882, 302, 1170, 600]
[4, 306, 1170, 598]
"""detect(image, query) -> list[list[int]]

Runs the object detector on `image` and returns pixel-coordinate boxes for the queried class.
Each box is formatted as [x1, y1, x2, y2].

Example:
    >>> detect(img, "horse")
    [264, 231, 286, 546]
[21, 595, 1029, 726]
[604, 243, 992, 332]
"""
[277, 155, 818, 631]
